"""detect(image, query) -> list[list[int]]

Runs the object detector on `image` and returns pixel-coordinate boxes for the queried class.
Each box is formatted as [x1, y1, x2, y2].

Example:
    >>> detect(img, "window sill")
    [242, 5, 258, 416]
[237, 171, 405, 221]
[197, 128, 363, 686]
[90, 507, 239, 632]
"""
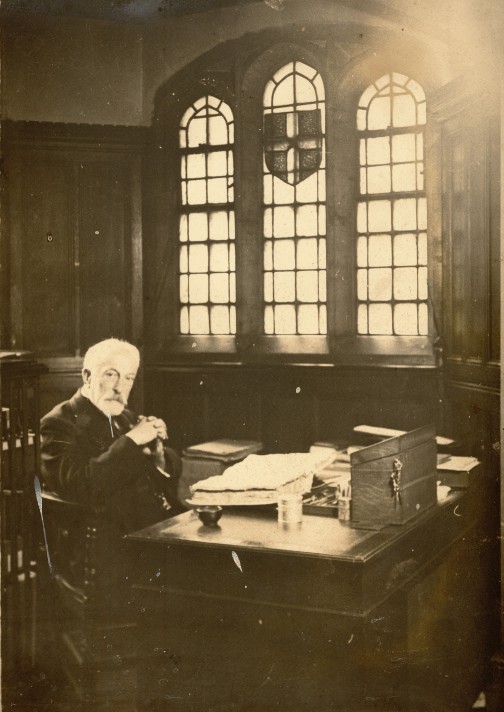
[158, 334, 436, 368]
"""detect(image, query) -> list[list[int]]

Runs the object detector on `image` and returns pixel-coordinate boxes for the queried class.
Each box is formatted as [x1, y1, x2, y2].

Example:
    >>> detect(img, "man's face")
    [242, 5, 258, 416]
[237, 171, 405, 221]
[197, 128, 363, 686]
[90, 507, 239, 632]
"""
[83, 351, 138, 416]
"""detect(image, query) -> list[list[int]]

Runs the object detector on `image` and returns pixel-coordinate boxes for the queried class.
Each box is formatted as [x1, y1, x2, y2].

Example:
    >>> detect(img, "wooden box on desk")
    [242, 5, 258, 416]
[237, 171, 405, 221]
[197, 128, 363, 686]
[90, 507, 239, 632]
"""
[350, 424, 437, 526]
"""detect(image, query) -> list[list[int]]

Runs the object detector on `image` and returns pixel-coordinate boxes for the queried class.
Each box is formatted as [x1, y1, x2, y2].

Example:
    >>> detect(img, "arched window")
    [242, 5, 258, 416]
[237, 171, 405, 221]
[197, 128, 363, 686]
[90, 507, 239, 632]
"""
[178, 96, 235, 335]
[356, 73, 427, 336]
[262, 62, 326, 335]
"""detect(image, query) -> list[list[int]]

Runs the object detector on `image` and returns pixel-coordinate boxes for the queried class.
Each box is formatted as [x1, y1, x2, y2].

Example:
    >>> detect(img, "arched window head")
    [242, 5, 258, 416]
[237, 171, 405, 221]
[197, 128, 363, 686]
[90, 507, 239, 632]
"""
[178, 96, 236, 335]
[262, 62, 327, 335]
[356, 73, 428, 336]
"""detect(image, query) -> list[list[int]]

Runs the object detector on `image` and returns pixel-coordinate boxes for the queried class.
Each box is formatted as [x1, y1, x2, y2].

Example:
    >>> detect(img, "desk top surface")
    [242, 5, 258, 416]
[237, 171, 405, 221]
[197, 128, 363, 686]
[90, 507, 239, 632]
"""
[127, 486, 463, 563]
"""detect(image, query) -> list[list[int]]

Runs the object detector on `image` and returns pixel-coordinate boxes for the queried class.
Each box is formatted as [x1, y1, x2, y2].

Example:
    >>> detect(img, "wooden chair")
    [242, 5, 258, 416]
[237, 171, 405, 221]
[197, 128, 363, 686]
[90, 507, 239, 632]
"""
[38, 491, 138, 711]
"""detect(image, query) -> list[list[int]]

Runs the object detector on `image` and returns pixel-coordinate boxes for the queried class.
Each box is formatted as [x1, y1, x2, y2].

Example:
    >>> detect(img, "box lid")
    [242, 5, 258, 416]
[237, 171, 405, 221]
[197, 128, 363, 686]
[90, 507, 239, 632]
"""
[350, 424, 436, 467]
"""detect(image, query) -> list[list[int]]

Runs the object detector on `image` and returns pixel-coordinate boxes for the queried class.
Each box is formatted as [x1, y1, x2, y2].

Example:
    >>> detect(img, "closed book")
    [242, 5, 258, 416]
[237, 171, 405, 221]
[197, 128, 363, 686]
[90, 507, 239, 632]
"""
[183, 438, 263, 462]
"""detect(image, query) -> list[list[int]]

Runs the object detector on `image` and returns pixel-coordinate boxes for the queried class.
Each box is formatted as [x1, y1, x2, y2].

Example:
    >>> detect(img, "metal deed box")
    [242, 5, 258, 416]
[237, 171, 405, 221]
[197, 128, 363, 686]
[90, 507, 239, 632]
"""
[350, 424, 437, 525]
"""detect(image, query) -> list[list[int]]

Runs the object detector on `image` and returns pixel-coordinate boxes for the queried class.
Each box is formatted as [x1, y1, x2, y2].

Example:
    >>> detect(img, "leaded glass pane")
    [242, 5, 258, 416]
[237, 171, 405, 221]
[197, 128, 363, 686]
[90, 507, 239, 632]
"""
[178, 96, 236, 334]
[356, 74, 428, 336]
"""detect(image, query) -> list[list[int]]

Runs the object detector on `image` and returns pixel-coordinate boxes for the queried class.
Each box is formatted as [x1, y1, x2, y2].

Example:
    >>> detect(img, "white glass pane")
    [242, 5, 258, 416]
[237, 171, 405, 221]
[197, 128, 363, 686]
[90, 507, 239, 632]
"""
[188, 213, 208, 242]
[418, 266, 428, 300]
[297, 238, 318, 269]
[181, 156, 187, 180]
[264, 175, 273, 205]
[366, 137, 391, 165]
[264, 241, 273, 271]
[187, 153, 206, 179]
[188, 116, 207, 147]
[208, 115, 228, 145]
[273, 74, 295, 106]
[367, 165, 391, 193]
[227, 181, 234, 203]
[180, 306, 189, 334]
[394, 267, 417, 300]
[179, 214, 188, 242]
[406, 78, 425, 102]
[179, 246, 189, 274]
[296, 204, 318, 236]
[274, 239, 295, 270]
[179, 274, 189, 303]
[298, 304, 319, 334]
[393, 72, 409, 87]
[294, 74, 317, 104]
[368, 234, 392, 266]
[319, 305, 327, 334]
[210, 274, 229, 303]
[318, 270, 327, 302]
[207, 177, 228, 203]
[357, 108, 366, 131]
[295, 172, 318, 203]
[318, 205, 326, 235]
[416, 163, 425, 191]
[264, 305, 274, 334]
[418, 303, 428, 335]
[189, 306, 209, 334]
[418, 233, 427, 265]
[188, 244, 208, 273]
[209, 211, 228, 240]
[274, 272, 296, 302]
[296, 271, 318, 302]
[394, 303, 418, 335]
[359, 139, 366, 166]
[360, 168, 367, 195]
[318, 238, 326, 269]
[392, 163, 416, 192]
[357, 304, 368, 334]
[274, 305, 296, 334]
[392, 133, 416, 163]
[368, 268, 392, 301]
[357, 236, 368, 267]
[230, 273, 236, 302]
[208, 151, 228, 177]
[181, 181, 187, 205]
[179, 128, 187, 150]
[187, 179, 207, 205]
[188, 274, 209, 304]
[230, 305, 236, 334]
[368, 200, 392, 232]
[368, 96, 391, 131]
[418, 197, 427, 229]
[376, 74, 390, 90]
[264, 272, 273, 302]
[357, 202, 367, 233]
[393, 198, 417, 231]
[229, 211, 235, 239]
[392, 94, 416, 128]
[273, 206, 295, 237]
[394, 234, 417, 266]
[264, 208, 273, 238]
[210, 243, 229, 272]
[210, 305, 230, 335]
[369, 303, 393, 334]
[272, 176, 295, 205]
[357, 269, 368, 301]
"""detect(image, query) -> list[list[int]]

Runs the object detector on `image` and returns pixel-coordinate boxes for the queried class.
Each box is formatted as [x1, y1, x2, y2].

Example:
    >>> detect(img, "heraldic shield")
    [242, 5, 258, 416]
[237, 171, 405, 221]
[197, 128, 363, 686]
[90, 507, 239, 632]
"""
[264, 108, 322, 185]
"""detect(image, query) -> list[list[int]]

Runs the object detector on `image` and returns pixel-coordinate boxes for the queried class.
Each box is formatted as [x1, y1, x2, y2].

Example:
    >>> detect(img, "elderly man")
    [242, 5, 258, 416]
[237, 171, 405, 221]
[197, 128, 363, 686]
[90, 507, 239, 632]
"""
[40, 337, 185, 538]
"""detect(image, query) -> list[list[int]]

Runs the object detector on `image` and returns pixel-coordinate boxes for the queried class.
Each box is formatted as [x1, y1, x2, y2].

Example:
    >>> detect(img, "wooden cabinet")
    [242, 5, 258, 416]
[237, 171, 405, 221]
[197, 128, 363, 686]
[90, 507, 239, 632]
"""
[0, 353, 46, 701]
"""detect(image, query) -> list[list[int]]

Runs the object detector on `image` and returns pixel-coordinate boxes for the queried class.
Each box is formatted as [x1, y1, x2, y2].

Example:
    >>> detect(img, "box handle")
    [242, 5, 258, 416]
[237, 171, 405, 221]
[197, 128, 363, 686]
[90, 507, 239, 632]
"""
[390, 458, 403, 506]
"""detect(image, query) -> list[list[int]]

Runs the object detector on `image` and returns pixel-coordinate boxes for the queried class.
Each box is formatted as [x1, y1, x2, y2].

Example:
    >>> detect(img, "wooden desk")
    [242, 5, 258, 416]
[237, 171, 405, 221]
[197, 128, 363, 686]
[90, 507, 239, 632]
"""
[127, 488, 487, 711]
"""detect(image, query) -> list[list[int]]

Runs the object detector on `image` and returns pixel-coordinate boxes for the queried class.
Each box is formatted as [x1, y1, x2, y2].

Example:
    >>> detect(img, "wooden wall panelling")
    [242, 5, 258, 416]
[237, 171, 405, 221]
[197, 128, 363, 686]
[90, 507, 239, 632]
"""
[147, 365, 439, 456]
[3, 121, 147, 412]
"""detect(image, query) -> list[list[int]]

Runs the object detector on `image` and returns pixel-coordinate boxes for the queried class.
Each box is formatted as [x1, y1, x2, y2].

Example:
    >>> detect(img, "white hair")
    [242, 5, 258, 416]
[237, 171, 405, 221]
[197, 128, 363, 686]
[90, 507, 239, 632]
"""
[82, 338, 140, 373]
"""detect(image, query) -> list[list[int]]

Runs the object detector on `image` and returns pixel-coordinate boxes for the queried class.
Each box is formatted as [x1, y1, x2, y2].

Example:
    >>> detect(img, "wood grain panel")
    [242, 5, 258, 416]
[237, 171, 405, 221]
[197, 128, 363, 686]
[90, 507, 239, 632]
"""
[21, 158, 74, 355]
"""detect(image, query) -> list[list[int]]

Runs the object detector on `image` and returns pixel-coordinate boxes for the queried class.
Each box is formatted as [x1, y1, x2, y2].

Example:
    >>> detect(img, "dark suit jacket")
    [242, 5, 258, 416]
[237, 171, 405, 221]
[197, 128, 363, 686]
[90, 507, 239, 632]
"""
[40, 390, 185, 535]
